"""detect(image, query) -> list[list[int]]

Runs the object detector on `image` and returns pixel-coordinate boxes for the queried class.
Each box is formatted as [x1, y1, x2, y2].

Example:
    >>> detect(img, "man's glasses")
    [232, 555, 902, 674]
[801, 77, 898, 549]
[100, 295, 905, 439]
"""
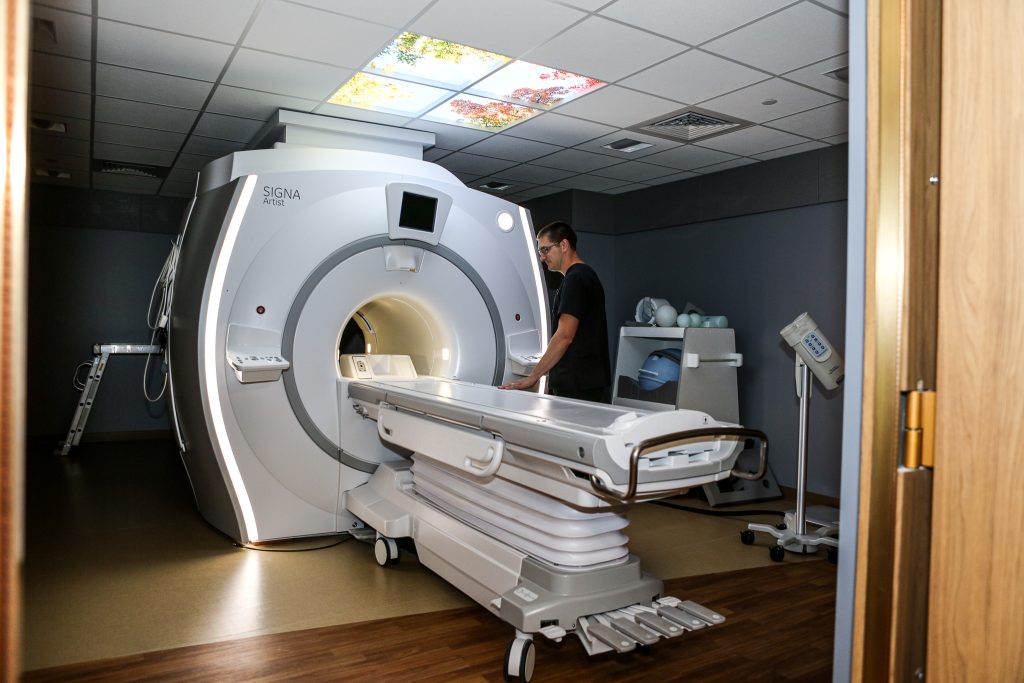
[537, 242, 559, 255]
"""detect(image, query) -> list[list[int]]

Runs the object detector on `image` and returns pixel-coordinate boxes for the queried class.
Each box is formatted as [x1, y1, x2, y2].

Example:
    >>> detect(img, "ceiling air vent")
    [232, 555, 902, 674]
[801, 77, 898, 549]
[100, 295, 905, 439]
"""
[629, 107, 753, 144]
[94, 160, 168, 179]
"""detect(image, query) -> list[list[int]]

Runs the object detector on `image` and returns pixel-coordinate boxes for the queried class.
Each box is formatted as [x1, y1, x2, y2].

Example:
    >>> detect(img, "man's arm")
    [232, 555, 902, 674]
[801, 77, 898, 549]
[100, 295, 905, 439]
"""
[500, 313, 579, 391]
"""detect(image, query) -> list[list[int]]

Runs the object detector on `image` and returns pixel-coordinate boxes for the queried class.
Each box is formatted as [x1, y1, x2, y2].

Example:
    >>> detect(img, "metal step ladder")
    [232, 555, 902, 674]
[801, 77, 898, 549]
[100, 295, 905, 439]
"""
[56, 343, 162, 456]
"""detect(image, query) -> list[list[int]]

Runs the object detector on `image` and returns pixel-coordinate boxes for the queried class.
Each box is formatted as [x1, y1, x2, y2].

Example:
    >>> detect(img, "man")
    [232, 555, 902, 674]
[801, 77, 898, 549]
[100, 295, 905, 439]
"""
[500, 221, 611, 402]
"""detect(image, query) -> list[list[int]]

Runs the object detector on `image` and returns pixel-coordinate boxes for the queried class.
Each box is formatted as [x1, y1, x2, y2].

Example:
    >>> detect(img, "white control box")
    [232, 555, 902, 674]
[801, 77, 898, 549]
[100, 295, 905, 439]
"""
[226, 348, 290, 383]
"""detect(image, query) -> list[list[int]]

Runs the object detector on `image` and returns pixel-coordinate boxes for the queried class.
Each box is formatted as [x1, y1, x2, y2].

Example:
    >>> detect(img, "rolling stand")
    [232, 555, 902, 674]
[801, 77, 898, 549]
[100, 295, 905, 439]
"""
[742, 355, 839, 562]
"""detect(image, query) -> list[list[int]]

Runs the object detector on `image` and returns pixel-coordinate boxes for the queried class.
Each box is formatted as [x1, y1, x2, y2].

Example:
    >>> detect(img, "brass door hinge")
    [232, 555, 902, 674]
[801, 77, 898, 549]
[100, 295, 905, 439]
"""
[903, 388, 936, 469]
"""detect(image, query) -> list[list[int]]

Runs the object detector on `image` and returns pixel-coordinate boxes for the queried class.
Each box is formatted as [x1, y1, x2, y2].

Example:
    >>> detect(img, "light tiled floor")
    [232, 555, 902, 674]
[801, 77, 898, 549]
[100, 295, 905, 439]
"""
[21, 439, 822, 671]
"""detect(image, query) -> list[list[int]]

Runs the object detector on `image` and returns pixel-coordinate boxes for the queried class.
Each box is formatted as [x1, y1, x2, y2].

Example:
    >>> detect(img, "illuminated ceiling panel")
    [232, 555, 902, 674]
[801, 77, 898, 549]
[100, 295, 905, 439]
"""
[422, 94, 540, 131]
[364, 32, 510, 90]
[468, 61, 605, 109]
[328, 72, 454, 116]
[330, 33, 606, 130]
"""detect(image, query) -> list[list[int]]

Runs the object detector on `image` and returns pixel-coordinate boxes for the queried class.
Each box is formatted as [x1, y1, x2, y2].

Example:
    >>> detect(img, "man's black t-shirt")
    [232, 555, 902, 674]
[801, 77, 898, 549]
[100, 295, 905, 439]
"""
[548, 263, 611, 396]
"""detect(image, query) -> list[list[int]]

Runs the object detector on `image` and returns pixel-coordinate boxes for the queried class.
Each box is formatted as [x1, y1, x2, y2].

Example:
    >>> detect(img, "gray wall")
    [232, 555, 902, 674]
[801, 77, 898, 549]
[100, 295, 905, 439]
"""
[28, 186, 187, 440]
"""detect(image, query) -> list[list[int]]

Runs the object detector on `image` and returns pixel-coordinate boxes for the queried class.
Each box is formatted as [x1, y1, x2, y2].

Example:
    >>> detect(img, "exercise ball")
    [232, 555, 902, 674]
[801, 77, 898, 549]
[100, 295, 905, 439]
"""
[655, 304, 678, 327]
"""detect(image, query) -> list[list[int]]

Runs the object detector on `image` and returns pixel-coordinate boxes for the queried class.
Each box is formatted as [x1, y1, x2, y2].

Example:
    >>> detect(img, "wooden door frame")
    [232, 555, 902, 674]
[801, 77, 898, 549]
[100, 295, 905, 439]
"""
[1, 0, 30, 679]
[852, 0, 942, 679]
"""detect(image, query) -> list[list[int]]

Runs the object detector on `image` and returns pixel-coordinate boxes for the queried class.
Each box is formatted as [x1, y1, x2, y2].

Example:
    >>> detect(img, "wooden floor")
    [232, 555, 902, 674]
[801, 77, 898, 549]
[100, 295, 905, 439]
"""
[23, 559, 836, 682]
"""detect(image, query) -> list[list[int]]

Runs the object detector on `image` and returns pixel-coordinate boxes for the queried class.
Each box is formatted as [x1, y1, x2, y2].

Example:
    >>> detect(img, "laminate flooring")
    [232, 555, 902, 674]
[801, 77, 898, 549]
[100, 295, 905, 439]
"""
[21, 439, 830, 676]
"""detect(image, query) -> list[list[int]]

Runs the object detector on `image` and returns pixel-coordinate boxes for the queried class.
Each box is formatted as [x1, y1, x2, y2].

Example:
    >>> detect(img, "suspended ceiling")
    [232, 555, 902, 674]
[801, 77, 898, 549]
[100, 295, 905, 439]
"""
[29, 0, 849, 204]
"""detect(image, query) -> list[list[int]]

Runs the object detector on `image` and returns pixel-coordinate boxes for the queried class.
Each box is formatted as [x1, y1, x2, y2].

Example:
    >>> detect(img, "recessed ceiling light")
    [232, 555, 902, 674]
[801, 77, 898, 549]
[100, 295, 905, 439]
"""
[602, 138, 652, 153]
[761, 98, 778, 106]
[329, 72, 454, 116]
[480, 181, 512, 191]
[35, 168, 71, 179]
[31, 118, 67, 133]
[469, 60, 605, 109]
[365, 32, 510, 90]
[822, 66, 849, 83]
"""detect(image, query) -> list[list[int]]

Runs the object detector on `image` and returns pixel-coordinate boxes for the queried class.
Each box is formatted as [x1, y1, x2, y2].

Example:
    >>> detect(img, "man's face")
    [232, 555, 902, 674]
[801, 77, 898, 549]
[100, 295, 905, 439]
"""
[537, 237, 564, 271]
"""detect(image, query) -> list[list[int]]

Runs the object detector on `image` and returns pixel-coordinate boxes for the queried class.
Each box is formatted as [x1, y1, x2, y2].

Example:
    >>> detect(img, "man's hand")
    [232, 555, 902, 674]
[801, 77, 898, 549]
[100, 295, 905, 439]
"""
[499, 377, 537, 391]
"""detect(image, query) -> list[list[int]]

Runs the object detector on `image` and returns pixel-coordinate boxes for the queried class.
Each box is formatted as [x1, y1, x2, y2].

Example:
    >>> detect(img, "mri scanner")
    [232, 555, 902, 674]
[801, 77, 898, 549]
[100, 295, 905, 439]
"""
[167, 113, 768, 681]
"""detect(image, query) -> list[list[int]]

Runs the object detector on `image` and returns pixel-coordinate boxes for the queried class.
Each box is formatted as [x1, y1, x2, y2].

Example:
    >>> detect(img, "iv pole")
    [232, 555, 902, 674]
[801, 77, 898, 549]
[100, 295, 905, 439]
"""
[741, 314, 841, 562]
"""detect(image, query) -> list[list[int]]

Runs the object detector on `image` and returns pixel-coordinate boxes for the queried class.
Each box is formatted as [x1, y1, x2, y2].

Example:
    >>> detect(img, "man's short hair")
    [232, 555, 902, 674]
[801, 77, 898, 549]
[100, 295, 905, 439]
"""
[537, 221, 577, 250]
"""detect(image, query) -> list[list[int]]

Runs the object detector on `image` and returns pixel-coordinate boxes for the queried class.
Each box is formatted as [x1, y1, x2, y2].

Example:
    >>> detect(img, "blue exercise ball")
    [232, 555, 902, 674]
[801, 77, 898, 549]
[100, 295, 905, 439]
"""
[637, 348, 681, 391]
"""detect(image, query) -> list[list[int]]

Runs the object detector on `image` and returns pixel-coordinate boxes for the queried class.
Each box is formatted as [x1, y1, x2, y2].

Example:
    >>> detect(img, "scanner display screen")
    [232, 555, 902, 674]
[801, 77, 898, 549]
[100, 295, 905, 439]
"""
[399, 192, 438, 232]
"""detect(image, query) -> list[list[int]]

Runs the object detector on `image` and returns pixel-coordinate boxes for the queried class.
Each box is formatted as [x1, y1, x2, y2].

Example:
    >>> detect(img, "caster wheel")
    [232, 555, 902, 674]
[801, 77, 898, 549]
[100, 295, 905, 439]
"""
[776, 522, 788, 531]
[503, 636, 535, 682]
[769, 545, 786, 562]
[827, 547, 839, 564]
[374, 536, 399, 567]
[740, 529, 755, 545]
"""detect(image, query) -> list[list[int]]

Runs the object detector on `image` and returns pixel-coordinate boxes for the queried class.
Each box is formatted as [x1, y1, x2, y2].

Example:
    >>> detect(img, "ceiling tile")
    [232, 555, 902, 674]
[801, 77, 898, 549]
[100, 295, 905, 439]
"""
[94, 122, 185, 151]
[693, 125, 810, 156]
[32, 6, 92, 59]
[525, 16, 684, 82]
[95, 97, 199, 133]
[824, 133, 848, 144]
[33, 0, 92, 14]
[753, 140, 829, 160]
[244, 1, 397, 69]
[282, 0, 434, 27]
[698, 78, 838, 124]
[98, 0, 260, 43]
[693, 157, 757, 173]
[574, 129, 682, 160]
[531, 148, 623, 173]
[33, 173, 90, 189]
[31, 135, 89, 158]
[703, 3, 847, 74]
[590, 160, 677, 182]
[600, 0, 795, 45]
[814, 0, 848, 14]
[30, 114, 89, 140]
[503, 113, 616, 147]
[642, 145, 737, 171]
[505, 185, 564, 202]
[411, 0, 585, 58]
[208, 85, 320, 120]
[192, 113, 265, 143]
[551, 174, 624, 191]
[31, 53, 90, 92]
[489, 164, 576, 184]
[167, 167, 200, 185]
[450, 171, 483, 184]
[553, 86, 681, 128]
[176, 153, 219, 171]
[407, 120, 493, 149]
[435, 152, 517, 176]
[32, 85, 92, 119]
[314, 102, 412, 127]
[621, 50, 769, 105]
[222, 49, 353, 100]
[182, 135, 246, 157]
[28, 152, 91, 173]
[461, 136, 563, 163]
[644, 170, 699, 185]
[96, 64, 214, 109]
[422, 148, 453, 162]
[604, 183, 650, 195]
[93, 142, 177, 166]
[783, 54, 848, 98]
[97, 21, 231, 82]
[767, 100, 848, 138]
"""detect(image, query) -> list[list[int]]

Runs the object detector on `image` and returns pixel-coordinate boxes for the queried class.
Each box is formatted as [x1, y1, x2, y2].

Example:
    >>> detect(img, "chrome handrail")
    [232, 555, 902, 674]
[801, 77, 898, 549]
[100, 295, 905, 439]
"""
[589, 427, 769, 502]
